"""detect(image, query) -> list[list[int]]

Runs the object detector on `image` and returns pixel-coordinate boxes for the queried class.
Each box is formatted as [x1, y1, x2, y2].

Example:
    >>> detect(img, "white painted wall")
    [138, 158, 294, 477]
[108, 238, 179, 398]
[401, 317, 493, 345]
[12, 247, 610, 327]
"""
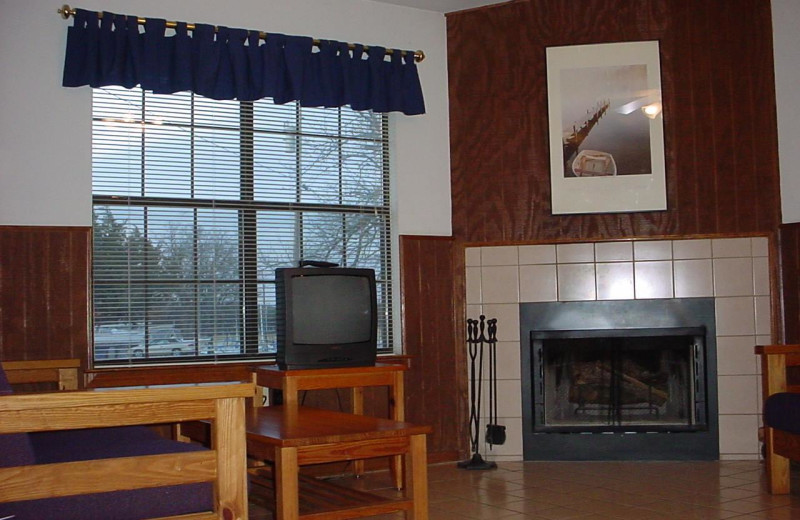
[0, 0, 452, 235]
[772, 0, 800, 224]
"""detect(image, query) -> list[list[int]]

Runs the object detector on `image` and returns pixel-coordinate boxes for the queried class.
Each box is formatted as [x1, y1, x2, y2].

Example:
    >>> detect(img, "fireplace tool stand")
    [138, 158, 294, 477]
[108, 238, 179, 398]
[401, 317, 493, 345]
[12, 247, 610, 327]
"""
[458, 315, 500, 470]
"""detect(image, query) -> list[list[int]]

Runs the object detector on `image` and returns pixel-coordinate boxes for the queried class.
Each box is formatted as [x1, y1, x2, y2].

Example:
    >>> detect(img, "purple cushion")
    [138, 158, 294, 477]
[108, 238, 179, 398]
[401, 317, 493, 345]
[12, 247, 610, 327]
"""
[0, 363, 12, 393]
[0, 364, 36, 468]
[3, 426, 214, 519]
[0, 432, 36, 468]
[0, 483, 213, 520]
[30, 426, 200, 463]
[765, 392, 800, 434]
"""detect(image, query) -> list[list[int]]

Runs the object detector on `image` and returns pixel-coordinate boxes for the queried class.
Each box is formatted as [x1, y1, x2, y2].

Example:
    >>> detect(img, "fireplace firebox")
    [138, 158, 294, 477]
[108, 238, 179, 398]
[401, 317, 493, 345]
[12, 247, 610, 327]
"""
[520, 299, 719, 460]
[532, 328, 707, 433]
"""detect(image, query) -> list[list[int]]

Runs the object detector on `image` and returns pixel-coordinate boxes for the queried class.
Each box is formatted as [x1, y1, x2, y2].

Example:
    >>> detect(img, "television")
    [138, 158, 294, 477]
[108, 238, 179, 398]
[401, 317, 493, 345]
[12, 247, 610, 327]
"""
[275, 266, 378, 370]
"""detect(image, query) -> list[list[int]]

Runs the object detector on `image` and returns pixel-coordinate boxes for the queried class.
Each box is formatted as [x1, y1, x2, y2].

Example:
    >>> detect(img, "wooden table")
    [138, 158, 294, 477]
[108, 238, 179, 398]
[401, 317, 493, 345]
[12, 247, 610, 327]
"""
[245, 405, 430, 520]
[254, 363, 408, 486]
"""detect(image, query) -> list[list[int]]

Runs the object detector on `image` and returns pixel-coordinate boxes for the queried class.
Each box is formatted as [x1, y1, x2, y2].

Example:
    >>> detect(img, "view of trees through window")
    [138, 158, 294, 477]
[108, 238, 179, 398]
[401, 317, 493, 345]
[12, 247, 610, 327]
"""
[91, 86, 393, 364]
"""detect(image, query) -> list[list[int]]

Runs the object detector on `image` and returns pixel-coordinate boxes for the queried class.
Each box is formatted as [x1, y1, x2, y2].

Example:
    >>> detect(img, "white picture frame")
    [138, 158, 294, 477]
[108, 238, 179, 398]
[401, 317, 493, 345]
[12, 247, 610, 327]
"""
[546, 40, 667, 215]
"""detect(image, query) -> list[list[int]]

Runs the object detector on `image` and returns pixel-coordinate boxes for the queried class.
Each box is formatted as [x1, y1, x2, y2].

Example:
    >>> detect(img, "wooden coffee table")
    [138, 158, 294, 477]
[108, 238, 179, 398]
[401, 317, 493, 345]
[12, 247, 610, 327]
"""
[244, 405, 431, 520]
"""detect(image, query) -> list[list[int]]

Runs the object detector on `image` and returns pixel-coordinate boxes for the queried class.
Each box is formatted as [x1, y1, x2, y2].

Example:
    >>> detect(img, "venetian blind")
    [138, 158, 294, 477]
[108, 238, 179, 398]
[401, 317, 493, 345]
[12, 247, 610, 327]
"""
[91, 86, 393, 364]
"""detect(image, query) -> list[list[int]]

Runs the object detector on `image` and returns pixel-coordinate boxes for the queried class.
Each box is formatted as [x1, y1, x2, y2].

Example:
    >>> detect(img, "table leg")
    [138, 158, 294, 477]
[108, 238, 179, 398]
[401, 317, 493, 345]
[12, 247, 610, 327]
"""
[351, 386, 365, 477]
[283, 379, 299, 408]
[275, 446, 300, 520]
[391, 372, 405, 489]
[252, 372, 264, 408]
[405, 433, 428, 520]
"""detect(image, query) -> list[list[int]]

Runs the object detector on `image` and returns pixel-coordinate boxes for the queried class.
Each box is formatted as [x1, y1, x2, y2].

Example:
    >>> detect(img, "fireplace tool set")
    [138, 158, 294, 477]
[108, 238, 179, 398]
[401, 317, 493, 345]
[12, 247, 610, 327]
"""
[459, 315, 505, 470]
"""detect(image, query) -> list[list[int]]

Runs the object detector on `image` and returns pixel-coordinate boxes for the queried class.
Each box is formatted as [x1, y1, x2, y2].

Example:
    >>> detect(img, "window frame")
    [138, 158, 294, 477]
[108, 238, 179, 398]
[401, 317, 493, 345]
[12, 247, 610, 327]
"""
[91, 87, 395, 366]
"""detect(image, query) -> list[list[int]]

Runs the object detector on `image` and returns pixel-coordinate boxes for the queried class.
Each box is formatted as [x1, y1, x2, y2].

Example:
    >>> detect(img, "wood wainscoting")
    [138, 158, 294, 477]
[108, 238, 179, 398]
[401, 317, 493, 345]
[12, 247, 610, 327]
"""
[0, 226, 90, 365]
[400, 235, 468, 461]
[4, 223, 792, 463]
[0, 224, 468, 461]
[780, 223, 800, 344]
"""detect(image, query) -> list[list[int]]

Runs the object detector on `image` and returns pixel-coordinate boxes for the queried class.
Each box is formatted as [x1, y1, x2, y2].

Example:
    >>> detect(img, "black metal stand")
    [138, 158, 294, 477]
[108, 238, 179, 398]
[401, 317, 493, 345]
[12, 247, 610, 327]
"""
[458, 315, 498, 470]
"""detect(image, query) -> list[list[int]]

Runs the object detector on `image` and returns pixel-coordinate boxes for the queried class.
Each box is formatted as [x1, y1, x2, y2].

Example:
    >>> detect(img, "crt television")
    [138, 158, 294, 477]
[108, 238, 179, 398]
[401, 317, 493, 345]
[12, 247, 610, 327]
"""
[275, 266, 378, 370]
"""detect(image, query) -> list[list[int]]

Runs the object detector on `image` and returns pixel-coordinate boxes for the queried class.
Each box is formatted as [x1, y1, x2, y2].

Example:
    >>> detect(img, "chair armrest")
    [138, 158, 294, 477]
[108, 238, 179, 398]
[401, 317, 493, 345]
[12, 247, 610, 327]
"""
[756, 345, 800, 356]
[0, 382, 254, 434]
[756, 345, 800, 397]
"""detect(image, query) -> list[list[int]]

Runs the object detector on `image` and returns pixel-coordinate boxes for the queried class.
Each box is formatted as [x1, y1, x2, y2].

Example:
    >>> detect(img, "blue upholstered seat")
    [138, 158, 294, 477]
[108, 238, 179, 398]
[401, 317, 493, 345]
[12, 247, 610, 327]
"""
[764, 391, 800, 435]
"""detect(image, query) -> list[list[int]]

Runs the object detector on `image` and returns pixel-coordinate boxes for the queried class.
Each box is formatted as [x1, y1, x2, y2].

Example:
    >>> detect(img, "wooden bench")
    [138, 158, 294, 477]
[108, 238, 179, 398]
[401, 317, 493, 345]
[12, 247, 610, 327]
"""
[0, 356, 254, 519]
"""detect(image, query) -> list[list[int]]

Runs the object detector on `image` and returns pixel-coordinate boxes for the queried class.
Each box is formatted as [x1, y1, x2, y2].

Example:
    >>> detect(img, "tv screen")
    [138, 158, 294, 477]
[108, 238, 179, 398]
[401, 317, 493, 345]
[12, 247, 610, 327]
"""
[291, 275, 372, 345]
[275, 266, 378, 370]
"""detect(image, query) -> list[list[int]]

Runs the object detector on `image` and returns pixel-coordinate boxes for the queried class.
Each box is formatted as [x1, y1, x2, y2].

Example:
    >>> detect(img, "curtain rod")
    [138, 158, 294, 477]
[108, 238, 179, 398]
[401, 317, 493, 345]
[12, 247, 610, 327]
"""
[57, 4, 425, 62]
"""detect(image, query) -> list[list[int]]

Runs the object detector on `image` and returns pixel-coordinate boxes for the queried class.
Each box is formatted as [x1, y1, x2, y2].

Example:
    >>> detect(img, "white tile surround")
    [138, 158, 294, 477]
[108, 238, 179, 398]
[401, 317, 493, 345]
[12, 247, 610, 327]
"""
[465, 237, 772, 462]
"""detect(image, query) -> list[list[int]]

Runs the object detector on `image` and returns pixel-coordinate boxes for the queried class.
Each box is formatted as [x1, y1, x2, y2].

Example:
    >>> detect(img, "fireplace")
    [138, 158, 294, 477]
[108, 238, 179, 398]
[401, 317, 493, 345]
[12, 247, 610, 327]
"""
[520, 298, 719, 460]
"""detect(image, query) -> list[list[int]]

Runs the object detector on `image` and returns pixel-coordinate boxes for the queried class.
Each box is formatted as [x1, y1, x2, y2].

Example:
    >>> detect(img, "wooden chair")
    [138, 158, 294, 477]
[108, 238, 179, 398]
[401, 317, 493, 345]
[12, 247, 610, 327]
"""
[2, 358, 81, 390]
[0, 358, 253, 519]
[756, 344, 800, 494]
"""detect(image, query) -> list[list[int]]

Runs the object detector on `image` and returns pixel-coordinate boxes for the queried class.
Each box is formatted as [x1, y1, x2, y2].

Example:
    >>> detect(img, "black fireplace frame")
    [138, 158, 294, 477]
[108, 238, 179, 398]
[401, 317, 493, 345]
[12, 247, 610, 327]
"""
[520, 298, 719, 461]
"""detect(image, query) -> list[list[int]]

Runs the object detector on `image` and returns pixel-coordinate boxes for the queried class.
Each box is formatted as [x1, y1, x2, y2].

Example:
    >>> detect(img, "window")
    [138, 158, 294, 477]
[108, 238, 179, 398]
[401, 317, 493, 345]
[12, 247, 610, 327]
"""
[91, 86, 393, 364]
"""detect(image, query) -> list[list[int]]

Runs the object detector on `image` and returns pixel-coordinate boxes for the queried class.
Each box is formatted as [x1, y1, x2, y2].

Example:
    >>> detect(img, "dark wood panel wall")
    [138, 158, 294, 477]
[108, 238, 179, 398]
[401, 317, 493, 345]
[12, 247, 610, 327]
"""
[780, 223, 800, 343]
[0, 224, 466, 458]
[447, 0, 781, 242]
[0, 226, 90, 365]
[399, 235, 467, 461]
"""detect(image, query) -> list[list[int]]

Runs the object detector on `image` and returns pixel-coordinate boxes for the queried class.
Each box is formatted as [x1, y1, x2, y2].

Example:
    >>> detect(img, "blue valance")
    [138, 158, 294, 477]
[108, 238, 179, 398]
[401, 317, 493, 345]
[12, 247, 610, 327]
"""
[62, 9, 425, 115]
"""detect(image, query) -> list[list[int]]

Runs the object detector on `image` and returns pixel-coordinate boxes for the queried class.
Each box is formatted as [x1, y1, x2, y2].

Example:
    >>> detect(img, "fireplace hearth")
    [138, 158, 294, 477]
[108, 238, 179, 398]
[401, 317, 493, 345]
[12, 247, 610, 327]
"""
[520, 298, 719, 460]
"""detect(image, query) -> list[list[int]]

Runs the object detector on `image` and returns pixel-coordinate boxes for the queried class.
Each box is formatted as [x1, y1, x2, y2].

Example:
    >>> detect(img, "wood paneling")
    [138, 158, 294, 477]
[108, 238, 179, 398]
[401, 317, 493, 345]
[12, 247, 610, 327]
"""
[400, 235, 467, 459]
[0, 226, 90, 364]
[447, 0, 781, 243]
[780, 224, 800, 344]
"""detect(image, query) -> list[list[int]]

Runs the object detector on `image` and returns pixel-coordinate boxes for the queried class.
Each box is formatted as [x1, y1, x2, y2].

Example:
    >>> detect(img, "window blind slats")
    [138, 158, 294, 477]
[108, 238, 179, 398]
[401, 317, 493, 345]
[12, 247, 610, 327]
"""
[92, 86, 393, 365]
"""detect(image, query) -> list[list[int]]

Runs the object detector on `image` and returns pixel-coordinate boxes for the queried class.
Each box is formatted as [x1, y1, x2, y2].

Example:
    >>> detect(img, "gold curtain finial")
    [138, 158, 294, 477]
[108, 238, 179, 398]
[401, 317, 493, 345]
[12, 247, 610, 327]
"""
[58, 4, 75, 20]
[56, 4, 425, 62]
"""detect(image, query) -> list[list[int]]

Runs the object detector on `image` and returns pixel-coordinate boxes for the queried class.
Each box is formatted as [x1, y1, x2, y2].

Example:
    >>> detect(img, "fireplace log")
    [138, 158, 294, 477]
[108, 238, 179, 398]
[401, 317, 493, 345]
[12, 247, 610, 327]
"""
[600, 363, 669, 403]
[569, 362, 668, 407]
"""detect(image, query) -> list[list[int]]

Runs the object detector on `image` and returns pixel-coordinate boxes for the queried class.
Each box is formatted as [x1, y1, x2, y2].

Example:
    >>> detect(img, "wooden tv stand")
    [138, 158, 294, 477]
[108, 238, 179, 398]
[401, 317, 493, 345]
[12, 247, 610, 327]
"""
[255, 363, 408, 487]
[254, 363, 407, 414]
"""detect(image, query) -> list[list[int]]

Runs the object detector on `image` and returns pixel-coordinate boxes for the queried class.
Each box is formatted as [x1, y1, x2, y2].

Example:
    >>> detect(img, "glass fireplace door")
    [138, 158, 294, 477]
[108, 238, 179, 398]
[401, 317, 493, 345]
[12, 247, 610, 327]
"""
[532, 328, 707, 433]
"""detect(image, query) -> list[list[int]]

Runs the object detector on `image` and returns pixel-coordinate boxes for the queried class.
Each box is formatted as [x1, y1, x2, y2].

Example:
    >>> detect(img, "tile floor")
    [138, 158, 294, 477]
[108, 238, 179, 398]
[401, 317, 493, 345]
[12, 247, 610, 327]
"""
[251, 460, 800, 519]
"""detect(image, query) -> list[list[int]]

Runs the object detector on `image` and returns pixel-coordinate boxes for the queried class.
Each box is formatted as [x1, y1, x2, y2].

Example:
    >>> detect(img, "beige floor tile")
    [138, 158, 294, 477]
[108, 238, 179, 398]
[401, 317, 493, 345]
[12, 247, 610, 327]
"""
[248, 460, 800, 520]
[533, 506, 593, 519]
[719, 498, 775, 514]
[430, 499, 523, 519]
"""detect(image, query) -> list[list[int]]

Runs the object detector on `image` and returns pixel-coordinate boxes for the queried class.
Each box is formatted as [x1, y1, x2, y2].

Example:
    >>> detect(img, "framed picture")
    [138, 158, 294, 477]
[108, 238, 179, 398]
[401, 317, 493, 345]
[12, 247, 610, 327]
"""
[546, 40, 666, 215]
